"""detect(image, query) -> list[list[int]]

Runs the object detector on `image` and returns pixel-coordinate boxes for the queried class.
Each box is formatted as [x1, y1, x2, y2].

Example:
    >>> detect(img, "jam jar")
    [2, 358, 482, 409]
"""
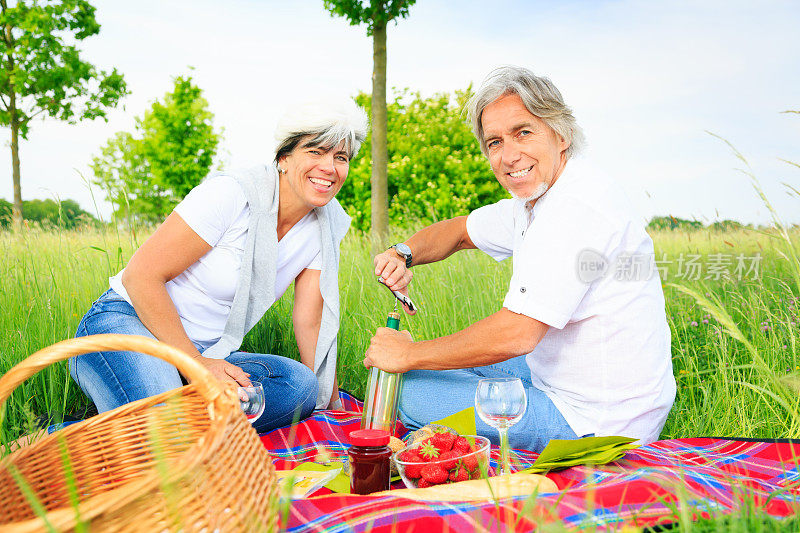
[348, 429, 392, 495]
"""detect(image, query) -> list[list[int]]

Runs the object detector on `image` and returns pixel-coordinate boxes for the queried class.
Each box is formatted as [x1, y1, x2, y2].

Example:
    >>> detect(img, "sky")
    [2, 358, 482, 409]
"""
[1, 0, 799, 225]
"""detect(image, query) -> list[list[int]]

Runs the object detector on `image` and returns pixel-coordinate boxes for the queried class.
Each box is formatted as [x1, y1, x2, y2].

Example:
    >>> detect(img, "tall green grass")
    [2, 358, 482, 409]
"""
[2, 223, 800, 444]
[2, 222, 800, 530]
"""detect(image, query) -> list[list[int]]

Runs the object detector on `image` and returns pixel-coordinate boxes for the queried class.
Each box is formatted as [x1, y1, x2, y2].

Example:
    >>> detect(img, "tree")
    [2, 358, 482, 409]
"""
[337, 88, 506, 231]
[0, 197, 10, 227]
[647, 216, 704, 231]
[323, 0, 416, 247]
[92, 75, 220, 224]
[0, 0, 127, 230]
[0, 196, 96, 228]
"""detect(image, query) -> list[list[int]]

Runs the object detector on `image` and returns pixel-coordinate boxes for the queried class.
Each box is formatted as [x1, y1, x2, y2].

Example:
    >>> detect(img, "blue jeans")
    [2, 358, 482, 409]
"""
[69, 289, 318, 433]
[398, 356, 579, 453]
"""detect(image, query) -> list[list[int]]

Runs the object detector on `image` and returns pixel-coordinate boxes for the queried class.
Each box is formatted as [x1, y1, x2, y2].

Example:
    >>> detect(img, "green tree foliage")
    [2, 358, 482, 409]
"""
[323, 0, 416, 245]
[0, 197, 9, 226]
[647, 216, 704, 231]
[710, 219, 747, 232]
[337, 88, 506, 231]
[0, 0, 127, 230]
[92, 75, 220, 224]
[0, 197, 96, 228]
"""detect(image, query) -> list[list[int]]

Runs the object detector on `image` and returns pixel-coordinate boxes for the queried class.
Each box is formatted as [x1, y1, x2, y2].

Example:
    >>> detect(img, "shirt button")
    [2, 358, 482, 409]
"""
[520, 287, 527, 293]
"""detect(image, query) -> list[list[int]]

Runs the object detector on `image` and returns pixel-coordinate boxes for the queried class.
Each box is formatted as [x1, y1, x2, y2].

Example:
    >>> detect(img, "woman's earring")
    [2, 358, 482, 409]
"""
[278, 166, 286, 174]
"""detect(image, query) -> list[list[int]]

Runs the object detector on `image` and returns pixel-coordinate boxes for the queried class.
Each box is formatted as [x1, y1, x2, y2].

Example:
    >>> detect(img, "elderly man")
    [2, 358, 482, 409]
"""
[366, 66, 675, 452]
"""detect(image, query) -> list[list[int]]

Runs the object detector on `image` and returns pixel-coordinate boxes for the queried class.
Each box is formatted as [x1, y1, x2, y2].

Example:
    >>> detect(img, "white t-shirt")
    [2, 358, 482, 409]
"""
[466, 160, 676, 444]
[110, 174, 322, 346]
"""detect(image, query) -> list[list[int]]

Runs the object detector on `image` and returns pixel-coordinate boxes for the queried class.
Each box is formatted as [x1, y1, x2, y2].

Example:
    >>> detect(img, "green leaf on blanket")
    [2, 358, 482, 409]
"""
[520, 436, 639, 472]
[432, 406, 477, 436]
[293, 460, 402, 494]
[294, 461, 350, 494]
[523, 445, 638, 472]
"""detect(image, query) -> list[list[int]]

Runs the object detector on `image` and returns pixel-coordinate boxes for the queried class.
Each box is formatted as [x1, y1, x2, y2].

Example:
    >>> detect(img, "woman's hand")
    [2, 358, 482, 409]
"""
[197, 357, 252, 387]
[364, 328, 415, 374]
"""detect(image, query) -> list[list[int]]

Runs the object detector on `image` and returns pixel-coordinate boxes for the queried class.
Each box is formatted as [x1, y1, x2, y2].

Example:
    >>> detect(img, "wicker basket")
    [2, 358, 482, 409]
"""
[0, 334, 278, 532]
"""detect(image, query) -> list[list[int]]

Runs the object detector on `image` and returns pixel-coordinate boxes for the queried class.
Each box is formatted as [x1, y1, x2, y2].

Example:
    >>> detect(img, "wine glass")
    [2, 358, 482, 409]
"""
[475, 378, 527, 475]
[238, 381, 265, 425]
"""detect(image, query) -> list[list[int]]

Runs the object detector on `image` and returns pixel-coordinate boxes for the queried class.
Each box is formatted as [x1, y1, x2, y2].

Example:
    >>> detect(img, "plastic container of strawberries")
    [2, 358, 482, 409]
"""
[393, 435, 491, 489]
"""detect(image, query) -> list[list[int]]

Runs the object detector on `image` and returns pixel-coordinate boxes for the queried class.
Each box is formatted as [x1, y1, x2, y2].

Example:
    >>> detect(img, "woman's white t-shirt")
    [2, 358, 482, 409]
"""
[109, 174, 322, 346]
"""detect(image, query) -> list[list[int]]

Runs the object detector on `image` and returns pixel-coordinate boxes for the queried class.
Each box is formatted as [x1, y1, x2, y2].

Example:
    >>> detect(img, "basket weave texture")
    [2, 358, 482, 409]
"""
[0, 334, 278, 532]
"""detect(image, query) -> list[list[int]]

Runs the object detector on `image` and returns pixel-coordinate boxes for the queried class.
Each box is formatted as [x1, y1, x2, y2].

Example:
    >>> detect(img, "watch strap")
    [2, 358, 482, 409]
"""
[391, 244, 413, 268]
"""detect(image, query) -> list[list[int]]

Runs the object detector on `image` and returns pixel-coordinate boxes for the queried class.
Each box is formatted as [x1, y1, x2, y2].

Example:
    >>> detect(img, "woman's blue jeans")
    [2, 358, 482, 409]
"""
[398, 356, 581, 453]
[69, 289, 318, 433]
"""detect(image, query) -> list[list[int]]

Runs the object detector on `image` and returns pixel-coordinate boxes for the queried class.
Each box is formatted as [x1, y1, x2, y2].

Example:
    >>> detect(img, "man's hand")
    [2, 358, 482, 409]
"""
[374, 248, 416, 315]
[364, 328, 414, 373]
[374, 248, 413, 292]
[197, 357, 252, 387]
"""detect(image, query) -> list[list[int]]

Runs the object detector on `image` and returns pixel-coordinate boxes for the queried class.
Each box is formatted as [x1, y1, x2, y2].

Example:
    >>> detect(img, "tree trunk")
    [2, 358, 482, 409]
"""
[3, 3, 22, 231]
[10, 90, 22, 231]
[370, 19, 388, 250]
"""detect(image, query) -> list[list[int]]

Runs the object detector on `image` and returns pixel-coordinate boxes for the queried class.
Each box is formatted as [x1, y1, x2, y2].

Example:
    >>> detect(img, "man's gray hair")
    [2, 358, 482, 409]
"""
[467, 66, 585, 159]
[274, 98, 369, 164]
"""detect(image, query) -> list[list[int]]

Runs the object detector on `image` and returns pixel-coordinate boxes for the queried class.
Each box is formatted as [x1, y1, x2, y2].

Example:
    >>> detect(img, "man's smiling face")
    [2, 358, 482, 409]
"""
[481, 93, 570, 204]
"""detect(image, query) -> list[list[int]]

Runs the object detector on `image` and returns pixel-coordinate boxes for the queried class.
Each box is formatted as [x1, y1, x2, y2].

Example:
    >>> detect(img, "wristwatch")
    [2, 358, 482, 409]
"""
[391, 243, 413, 268]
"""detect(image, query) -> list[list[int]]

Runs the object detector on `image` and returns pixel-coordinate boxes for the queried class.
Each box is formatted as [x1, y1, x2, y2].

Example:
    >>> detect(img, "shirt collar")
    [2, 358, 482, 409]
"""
[513, 162, 574, 219]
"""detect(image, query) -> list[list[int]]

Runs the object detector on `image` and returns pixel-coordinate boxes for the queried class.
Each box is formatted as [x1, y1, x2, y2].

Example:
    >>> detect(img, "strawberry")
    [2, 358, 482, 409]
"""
[405, 464, 422, 479]
[469, 468, 483, 480]
[453, 436, 471, 455]
[431, 430, 456, 452]
[417, 478, 433, 488]
[400, 452, 424, 478]
[437, 450, 458, 470]
[398, 450, 421, 462]
[449, 467, 469, 483]
[418, 441, 440, 461]
[420, 463, 448, 485]
[462, 453, 478, 472]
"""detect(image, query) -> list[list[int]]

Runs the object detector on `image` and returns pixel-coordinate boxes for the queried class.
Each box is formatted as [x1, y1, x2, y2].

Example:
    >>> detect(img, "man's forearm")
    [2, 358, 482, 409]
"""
[405, 309, 547, 370]
[403, 216, 474, 266]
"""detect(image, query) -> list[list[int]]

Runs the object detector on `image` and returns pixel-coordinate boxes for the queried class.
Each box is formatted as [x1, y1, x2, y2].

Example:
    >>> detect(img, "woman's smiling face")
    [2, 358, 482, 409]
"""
[481, 93, 570, 203]
[279, 138, 350, 209]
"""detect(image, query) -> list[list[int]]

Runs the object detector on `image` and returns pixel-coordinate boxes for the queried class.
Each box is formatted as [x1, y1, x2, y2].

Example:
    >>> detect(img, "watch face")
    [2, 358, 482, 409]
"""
[394, 243, 412, 256]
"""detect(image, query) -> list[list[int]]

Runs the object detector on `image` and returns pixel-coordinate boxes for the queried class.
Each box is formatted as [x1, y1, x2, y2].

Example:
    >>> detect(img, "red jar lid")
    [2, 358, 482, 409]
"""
[349, 429, 391, 447]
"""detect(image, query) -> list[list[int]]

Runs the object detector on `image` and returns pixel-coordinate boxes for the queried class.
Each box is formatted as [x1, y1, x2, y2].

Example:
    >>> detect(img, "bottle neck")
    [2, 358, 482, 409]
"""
[386, 316, 400, 330]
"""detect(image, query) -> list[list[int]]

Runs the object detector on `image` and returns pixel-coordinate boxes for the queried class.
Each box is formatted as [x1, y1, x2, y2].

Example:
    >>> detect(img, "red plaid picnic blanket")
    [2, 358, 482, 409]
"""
[260, 392, 800, 531]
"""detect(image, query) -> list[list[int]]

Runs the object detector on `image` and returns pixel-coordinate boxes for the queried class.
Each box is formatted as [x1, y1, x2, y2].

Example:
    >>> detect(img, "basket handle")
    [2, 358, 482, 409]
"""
[0, 334, 227, 413]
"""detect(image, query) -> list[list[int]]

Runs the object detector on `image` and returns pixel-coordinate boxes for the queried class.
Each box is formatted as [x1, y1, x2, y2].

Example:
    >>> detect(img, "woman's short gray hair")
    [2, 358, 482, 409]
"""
[274, 98, 369, 164]
[467, 66, 585, 159]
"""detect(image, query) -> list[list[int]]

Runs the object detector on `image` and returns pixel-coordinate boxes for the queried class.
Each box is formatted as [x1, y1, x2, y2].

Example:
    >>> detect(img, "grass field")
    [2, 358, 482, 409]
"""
[2, 223, 800, 440]
[2, 222, 800, 529]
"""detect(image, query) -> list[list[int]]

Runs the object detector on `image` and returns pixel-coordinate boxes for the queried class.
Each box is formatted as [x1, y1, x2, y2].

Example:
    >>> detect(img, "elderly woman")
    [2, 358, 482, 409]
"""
[70, 99, 367, 432]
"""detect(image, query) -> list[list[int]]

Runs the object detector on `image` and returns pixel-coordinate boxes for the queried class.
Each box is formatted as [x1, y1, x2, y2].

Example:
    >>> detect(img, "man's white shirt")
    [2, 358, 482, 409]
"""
[466, 159, 676, 443]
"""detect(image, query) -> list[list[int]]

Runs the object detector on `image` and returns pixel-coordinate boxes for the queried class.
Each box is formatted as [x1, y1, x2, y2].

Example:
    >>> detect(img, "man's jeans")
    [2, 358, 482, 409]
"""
[69, 289, 318, 433]
[398, 355, 580, 453]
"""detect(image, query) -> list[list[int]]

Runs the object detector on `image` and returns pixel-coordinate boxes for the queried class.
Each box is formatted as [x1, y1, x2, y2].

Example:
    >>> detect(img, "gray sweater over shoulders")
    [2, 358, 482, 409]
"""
[202, 164, 351, 408]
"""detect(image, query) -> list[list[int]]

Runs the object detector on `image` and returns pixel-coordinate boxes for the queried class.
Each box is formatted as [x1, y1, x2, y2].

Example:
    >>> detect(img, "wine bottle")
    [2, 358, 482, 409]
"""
[361, 312, 403, 432]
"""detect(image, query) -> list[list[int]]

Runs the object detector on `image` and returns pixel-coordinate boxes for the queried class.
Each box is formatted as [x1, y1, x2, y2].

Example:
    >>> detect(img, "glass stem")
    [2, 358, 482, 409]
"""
[498, 426, 511, 475]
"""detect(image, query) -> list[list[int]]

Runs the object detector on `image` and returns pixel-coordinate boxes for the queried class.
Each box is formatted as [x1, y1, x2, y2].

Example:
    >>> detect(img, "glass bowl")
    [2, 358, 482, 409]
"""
[393, 435, 491, 489]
